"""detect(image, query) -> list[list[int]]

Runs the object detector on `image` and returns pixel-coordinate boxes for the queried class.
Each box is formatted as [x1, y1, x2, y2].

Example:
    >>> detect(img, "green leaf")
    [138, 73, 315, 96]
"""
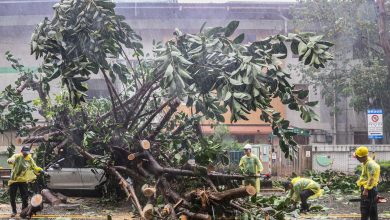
[177, 56, 193, 65]
[318, 41, 334, 47]
[224, 91, 232, 101]
[298, 41, 308, 56]
[233, 33, 245, 44]
[178, 67, 193, 80]
[233, 92, 251, 100]
[165, 64, 174, 76]
[306, 101, 318, 107]
[309, 35, 323, 42]
[290, 39, 299, 54]
[229, 78, 242, 86]
[288, 102, 299, 110]
[205, 26, 224, 37]
[224, 21, 240, 37]
[298, 90, 309, 99]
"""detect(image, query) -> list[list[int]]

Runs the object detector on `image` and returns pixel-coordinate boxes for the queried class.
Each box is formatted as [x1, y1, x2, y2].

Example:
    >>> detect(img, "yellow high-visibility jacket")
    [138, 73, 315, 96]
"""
[288, 177, 323, 202]
[357, 157, 380, 190]
[7, 153, 43, 186]
[239, 153, 263, 192]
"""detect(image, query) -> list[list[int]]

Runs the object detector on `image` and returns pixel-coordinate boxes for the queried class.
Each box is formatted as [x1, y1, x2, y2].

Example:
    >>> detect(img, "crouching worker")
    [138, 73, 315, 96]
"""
[283, 177, 323, 213]
[7, 146, 44, 217]
[354, 146, 380, 220]
[239, 144, 263, 198]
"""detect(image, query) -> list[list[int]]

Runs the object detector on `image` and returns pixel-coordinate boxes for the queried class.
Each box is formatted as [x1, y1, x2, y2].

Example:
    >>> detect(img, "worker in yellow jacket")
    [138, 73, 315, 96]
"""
[239, 144, 263, 194]
[354, 146, 380, 220]
[283, 177, 323, 213]
[7, 146, 43, 217]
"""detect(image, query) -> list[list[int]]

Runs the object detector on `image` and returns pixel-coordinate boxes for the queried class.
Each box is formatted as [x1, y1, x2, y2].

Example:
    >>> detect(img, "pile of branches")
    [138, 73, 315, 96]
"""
[1, 0, 334, 218]
[303, 169, 358, 193]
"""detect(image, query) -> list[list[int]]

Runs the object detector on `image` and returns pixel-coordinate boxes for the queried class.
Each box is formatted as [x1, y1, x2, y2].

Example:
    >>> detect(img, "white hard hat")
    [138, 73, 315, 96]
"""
[243, 144, 252, 150]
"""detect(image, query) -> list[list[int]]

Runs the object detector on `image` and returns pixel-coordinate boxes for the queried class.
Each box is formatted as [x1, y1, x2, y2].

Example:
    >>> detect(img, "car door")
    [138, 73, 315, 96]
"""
[79, 168, 106, 190]
[46, 156, 83, 190]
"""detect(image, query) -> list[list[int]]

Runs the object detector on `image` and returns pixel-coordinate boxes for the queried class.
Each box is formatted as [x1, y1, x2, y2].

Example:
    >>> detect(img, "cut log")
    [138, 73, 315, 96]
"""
[210, 185, 256, 202]
[128, 154, 136, 160]
[54, 192, 67, 203]
[142, 204, 154, 220]
[140, 140, 151, 150]
[141, 184, 156, 197]
[127, 152, 146, 161]
[20, 194, 43, 219]
[41, 189, 61, 206]
[162, 204, 172, 216]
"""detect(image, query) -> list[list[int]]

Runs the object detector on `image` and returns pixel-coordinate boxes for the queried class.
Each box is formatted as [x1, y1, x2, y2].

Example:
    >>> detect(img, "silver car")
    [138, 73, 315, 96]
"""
[46, 156, 106, 191]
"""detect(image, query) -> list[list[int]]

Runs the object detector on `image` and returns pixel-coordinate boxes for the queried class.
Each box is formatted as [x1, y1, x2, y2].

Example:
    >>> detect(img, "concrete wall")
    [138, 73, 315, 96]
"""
[312, 145, 390, 173]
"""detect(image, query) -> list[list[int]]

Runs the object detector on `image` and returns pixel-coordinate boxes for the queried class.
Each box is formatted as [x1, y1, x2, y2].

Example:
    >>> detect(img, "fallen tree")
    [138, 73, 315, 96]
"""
[2, 0, 334, 218]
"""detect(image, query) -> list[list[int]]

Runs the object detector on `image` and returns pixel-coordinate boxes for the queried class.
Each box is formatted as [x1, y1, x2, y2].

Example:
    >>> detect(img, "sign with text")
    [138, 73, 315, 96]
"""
[367, 109, 383, 139]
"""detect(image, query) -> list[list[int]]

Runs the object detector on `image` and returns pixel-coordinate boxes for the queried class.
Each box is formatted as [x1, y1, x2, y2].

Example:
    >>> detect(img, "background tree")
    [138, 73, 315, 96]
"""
[291, 0, 390, 141]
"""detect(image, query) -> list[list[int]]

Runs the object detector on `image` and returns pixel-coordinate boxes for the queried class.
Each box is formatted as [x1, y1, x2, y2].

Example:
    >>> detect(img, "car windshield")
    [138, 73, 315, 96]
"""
[58, 155, 88, 168]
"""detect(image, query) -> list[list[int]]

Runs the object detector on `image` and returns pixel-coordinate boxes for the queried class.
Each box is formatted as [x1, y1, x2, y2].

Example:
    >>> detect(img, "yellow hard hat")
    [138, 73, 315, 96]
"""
[354, 146, 369, 157]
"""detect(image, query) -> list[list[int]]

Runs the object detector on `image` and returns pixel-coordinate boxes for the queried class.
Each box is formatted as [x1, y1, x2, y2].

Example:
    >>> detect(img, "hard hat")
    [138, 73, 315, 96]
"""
[243, 144, 252, 150]
[21, 146, 31, 153]
[354, 146, 369, 158]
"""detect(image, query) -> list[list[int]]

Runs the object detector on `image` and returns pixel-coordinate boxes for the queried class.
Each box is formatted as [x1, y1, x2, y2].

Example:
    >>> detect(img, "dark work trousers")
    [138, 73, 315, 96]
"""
[361, 187, 378, 220]
[300, 189, 315, 211]
[9, 182, 29, 213]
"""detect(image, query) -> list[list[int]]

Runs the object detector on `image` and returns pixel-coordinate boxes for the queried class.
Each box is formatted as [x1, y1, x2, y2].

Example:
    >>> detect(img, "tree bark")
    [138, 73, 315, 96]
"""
[54, 192, 67, 204]
[147, 98, 180, 141]
[209, 185, 256, 201]
[136, 97, 175, 137]
[114, 166, 145, 183]
[16, 131, 63, 145]
[41, 189, 62, 206]
[107, 167, 144, 219]
[20, 194, 43, 218]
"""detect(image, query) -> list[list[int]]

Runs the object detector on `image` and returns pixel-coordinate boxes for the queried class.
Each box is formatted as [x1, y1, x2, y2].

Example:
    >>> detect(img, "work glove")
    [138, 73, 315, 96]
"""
[7, 158, 15, 164]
